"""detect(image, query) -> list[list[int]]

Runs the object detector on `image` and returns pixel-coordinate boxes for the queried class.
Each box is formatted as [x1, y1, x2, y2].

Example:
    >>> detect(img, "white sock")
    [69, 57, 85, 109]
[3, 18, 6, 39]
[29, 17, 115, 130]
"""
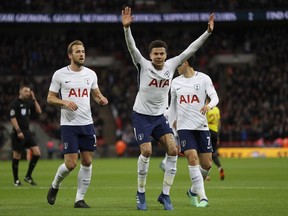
[189, 165, 207, 201]
[137, 154, 150, 193]
[161, 153, 168, 165]
[162, 155, 177, 195]
[191, 184, 197, 194]
[200, 166, 211, 180]
[75, 164, 92, 202]
[52, 163, 70, 189]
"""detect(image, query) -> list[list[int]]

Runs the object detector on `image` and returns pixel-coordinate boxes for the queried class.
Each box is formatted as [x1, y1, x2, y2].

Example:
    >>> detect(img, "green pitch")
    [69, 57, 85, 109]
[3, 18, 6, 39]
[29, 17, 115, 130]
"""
[0, 157, 287, 216]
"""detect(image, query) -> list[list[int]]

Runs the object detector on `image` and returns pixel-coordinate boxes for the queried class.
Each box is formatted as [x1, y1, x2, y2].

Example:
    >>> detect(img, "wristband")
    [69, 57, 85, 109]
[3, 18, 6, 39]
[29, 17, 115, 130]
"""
[16, 128, 22, 134]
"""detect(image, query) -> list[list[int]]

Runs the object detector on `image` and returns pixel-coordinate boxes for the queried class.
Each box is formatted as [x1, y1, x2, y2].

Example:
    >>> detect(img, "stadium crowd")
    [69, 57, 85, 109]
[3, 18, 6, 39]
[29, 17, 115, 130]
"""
[1, 1, 288, 149]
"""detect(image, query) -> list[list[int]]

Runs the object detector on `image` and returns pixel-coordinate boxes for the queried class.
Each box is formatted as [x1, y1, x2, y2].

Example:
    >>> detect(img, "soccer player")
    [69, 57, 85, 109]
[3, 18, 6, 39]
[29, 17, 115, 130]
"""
[121, 6, 214, 210]
[206, 103, 225, 180]
[9, 84, 42, 186]
[46, 40, 108, 208]
[167, 55, 219, 207]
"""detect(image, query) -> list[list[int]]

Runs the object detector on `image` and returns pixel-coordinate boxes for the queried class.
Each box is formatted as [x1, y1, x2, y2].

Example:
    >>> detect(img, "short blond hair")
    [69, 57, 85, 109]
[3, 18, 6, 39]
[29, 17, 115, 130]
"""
[67, 40, 84, 55]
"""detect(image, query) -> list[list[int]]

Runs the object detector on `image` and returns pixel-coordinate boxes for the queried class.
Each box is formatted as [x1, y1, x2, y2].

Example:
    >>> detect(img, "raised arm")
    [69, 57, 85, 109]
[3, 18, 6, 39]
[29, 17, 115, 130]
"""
[122, 6, 142, 64]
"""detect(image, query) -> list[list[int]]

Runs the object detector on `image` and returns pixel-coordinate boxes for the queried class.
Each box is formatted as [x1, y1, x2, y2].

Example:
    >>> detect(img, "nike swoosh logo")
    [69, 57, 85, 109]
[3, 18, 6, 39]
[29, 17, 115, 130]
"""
[65, 81, 71, 83]
[207, 146, 212, 149]
[148, 69, 158, 75]
[176, 88, 182, 90]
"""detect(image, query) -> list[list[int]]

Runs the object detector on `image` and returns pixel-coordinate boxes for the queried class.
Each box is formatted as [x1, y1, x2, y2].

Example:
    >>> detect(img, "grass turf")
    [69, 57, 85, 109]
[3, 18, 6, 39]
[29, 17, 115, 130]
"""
[0, 157, 287, 216]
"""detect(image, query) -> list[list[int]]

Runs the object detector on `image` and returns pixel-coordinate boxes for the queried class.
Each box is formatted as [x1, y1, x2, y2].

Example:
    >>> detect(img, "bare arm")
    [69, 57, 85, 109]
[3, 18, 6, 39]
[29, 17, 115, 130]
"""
[91, 88, 108, 105]
[47, 91, 78, 111]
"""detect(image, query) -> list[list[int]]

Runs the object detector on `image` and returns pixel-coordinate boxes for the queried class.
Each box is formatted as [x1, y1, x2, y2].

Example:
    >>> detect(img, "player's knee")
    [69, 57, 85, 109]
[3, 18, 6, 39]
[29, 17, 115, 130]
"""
[33, 151, 41, 157]
[201, 162, 212, 171]
[65, 161, 77, 171]
[188, 158, 199, 166]
[140, 144, 152, 157]
[81, 161, 92, 167]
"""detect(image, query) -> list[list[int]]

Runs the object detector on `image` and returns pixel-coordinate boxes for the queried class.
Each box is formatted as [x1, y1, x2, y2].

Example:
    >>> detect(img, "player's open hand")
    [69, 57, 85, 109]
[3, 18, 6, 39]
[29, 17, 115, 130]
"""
[207, 13, 214, 33]
[122, 6, 133, 28]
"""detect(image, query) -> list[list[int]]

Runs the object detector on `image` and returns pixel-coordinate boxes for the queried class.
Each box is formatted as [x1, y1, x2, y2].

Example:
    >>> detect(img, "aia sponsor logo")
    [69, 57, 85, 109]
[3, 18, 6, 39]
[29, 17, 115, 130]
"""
[179, 95, 200, 104]
[148, 79, 169, 88]
[68, 88, 88, 97]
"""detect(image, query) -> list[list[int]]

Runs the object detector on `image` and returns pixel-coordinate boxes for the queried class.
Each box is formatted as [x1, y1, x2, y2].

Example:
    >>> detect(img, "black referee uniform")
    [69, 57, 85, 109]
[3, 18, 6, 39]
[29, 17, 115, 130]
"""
[10, 98, 37, 151]
[10, 97, 40, 186]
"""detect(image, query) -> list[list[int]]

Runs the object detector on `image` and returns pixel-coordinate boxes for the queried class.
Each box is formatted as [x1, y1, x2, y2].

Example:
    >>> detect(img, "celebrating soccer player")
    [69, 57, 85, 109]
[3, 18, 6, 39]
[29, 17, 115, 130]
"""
[122, 6, 214, 210]
[167, 55, 219, 207]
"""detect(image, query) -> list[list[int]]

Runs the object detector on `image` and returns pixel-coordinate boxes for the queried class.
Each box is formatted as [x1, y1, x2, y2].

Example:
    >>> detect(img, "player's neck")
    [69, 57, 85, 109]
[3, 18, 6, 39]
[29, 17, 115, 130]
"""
[152, 63, 163, 70]
[184, 67, 195, 78]
[69, 64, 83, 72]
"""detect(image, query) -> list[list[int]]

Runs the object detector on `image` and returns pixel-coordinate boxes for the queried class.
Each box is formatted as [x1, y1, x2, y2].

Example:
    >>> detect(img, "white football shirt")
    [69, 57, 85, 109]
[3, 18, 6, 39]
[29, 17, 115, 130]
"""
[49, 66, 98, 126]
[124, 27, 211, 116]
[169, 72, 219, 130]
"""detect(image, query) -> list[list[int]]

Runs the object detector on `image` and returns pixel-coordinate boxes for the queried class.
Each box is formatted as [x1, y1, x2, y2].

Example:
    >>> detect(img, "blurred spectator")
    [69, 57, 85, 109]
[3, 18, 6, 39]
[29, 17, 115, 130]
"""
[46, 140, 55, 159]
[115, 139, 127, 157]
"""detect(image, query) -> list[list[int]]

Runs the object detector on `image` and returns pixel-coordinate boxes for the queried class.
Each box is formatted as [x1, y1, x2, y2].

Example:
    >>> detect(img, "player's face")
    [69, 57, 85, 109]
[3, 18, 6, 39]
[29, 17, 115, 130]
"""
[70, 45, 85, 66]
[19, 87, 31, 100]
[150, 47, 167, 69]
